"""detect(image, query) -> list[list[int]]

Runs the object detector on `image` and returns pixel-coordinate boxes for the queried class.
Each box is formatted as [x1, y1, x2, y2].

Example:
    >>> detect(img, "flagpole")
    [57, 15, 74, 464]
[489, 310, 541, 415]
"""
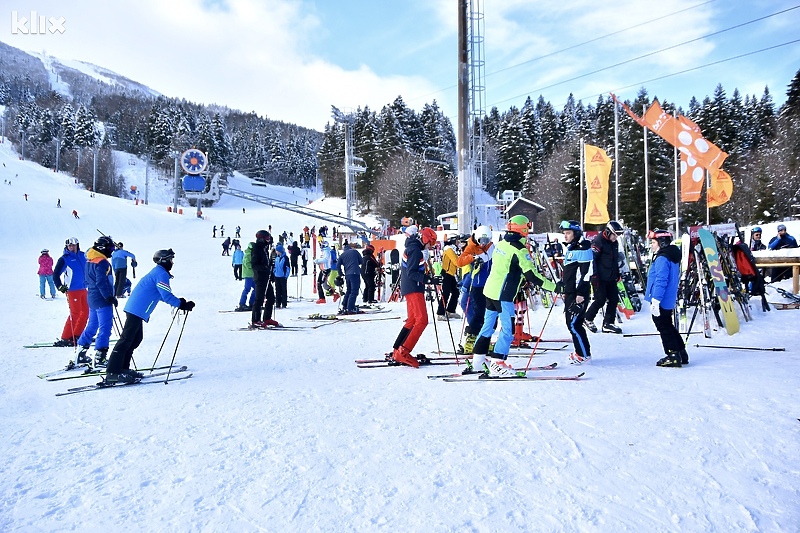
[580, 137, 585, 227]
[643, 105, 650, 236]
[673, 111, 679, 236]
[614, 98, 620, 221]
[705, 169, 710, 225]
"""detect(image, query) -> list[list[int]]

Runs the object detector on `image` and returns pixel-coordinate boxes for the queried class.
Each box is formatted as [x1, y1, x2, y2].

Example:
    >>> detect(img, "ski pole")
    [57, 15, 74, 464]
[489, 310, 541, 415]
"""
[148, 307, 180, 371]
[426, 283, 442, 355]
[624, 331, 703, 338]
[165, 311, 190, 383]
[693, 344, 785, 352]
[433, 281, 459, 361]
[521, 293, 560, 372]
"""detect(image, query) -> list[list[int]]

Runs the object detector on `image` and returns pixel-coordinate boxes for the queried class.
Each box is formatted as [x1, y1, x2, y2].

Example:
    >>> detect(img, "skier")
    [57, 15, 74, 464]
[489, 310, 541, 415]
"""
[250, 230, 278, 327]
[584, 220, 623, 334]
[235, 225, 241, 238]
[236, 242, 256, 311]
[361, 244, 379, 303]
[327, 242, 342, 302]
[388, 226, 439, 367]
[435, 235, 461, 320]
[105, 249, 195, 383]
[337, 240, 363, 314]
[749, 227, 766, 252]
[468, 215, 560, 376]
[456, 225, 494, 354]
[288, 241, 301, 277]
[222, 236, 231, 256]
[212, 225, 217, 238]
[560, 220, 594, 365]
[314, 240, 332, 304]
[74, 236, 118, 368]
[53, 237, 89, 346]
[38, 249, 57, 299]
[111, 242, 137, 298]
[231, 244, 244, 280]
[72, 210, 79, 219]
[644, 229, 688, 367]
[220, 225, 225, 238]
[273, 243, 290, 309]
[301, 242, 310, 276]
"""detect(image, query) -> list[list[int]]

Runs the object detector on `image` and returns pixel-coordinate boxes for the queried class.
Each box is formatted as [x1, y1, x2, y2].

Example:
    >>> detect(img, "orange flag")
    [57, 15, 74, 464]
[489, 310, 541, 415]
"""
[680, 151, 705, 202]
[643, 99, 728, 174]
[707, 169, 733, 207]
[610, 93, 647, 127]
[583, 144, 611, 224]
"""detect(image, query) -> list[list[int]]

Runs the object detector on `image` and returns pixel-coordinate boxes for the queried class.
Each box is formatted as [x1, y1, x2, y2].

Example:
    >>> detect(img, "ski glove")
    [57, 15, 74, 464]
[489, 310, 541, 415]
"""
[650, 299, 660, 317]
[335, 276, 344, 287]
[105, 296, 118, 307]
[58, 284, 69, 294]
[131, 260, 138, 268]
[475, 253, 489, 265]
[179, 298, 196, 312]
[554, 281, 565, 294]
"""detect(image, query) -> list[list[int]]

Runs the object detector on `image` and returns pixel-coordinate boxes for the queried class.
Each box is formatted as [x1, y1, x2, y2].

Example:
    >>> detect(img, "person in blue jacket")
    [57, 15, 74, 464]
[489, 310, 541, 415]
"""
[105, 249, 195, 383]
[272, 243, 291, 309]
[53, 237, 89, 346]
[767, 224, 799, 281]
[74, 236, 117, 368]
[111, 242, 136, 298]
[644, 229, 687, 368]
[231, 244, 244, 280]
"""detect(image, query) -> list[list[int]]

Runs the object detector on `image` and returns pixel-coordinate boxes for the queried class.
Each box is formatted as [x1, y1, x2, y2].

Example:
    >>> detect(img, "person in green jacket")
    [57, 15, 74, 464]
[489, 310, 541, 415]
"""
[469, 215, 562, 377]
[236, 242, 256, 311]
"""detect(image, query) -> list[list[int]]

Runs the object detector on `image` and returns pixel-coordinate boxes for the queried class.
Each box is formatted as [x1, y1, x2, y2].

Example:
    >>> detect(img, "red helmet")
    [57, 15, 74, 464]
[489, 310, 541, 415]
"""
[419, 227, 438, 246]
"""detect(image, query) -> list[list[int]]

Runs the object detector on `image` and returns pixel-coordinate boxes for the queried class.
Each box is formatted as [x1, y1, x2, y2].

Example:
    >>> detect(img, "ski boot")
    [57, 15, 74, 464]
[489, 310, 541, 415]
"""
[94, 348, 109, 368]
[602, 323, 622, 334]
[656, 352, 682, 367]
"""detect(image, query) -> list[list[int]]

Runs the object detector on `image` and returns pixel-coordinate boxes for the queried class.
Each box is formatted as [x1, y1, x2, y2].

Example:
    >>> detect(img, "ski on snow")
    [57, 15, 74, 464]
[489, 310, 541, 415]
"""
[25, 338, 119, 349]
[42, 364, 185, 381]
[55, 367, 192, 396]
[427, 362, 558, 379]
[442, 372, 585, 382]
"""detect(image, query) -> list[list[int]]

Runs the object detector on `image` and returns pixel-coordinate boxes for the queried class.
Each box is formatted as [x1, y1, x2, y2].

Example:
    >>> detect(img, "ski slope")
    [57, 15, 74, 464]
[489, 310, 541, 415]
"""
[1, 141, 799, 532]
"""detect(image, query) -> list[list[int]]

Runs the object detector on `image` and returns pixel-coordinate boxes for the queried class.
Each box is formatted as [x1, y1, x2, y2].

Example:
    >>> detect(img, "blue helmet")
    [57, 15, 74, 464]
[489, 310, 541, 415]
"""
[559, 220, 582, 238]
[751, 226, 762, 234]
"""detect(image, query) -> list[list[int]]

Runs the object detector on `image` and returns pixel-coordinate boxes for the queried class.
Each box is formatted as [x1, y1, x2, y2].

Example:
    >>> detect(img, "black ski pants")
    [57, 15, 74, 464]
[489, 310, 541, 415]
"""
[564, 293, 591, 359]
[107, 312, 144, 373]
[585, 279, 619, 325]
[114, 267, 128, 298]
[436, 272, 459, 315]
[652, 307, 684, 354]
[362, 273, 376, 303]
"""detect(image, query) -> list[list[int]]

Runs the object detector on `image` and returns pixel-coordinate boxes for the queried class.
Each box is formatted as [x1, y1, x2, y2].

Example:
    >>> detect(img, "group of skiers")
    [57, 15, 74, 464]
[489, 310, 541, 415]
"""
[46, 236, 194, 384]
[382, 215, 691, 373]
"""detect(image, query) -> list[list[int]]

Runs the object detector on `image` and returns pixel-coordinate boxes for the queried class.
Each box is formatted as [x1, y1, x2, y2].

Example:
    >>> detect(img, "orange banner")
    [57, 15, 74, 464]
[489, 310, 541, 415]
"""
[644, 99, 728, 174]
[583, 144, 611, 224]
[680, 151, 705, 202]
[708, 169, 733, 207]
[610, 93, 647, 127]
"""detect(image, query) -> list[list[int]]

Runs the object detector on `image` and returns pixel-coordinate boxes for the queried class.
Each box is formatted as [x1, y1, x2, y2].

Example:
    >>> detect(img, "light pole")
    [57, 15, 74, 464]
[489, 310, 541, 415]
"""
[171, 151, 180, 213]
[92, 144, 98, 194]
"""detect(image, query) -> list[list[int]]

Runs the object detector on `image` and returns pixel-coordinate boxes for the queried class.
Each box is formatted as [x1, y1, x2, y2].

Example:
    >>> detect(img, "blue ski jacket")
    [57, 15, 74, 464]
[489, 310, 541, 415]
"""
[111, 249, 136, 270]
[124, 264, 182, 322]
[644, 244, 681, 310]
[84, 248, 115, 309]
[53, 246, 87, 290]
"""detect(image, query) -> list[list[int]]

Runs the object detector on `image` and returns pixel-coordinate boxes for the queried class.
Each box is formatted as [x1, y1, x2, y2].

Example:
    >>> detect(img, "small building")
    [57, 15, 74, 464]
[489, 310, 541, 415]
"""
[505, 197, 545, 232]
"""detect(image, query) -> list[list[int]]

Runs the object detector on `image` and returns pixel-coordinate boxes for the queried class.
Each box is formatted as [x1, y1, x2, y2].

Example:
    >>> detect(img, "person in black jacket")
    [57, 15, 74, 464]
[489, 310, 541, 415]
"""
[288, 241, 301, 277]
[560, 220, 594, 364]
[585, 220, 623, 334]
[361, 245, 379, 303]
[337, 241, 364, 314]
[250, 230, 278, 328]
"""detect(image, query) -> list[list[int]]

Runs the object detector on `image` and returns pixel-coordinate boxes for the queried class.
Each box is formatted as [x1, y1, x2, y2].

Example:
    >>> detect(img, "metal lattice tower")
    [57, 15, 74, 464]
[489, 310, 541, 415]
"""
[331, 106, 366, 223]
[468, 0, 486, 191]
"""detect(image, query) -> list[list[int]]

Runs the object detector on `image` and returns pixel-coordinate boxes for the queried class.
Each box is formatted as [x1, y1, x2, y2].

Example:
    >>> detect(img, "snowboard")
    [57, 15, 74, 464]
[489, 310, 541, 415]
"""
[698, 228, 739, 335]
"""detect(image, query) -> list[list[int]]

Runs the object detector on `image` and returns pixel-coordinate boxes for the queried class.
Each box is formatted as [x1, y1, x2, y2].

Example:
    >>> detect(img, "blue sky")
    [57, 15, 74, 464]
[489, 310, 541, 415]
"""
[2, 0, 798, 130]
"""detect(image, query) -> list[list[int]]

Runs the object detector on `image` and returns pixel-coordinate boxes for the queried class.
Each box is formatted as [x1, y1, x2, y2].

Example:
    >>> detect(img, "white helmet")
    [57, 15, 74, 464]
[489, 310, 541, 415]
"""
[474, 225, 492, 246]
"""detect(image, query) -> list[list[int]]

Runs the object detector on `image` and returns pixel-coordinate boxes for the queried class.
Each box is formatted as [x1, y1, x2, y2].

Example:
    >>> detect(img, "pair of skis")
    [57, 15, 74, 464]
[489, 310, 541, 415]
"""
[55, 366, 192, 396]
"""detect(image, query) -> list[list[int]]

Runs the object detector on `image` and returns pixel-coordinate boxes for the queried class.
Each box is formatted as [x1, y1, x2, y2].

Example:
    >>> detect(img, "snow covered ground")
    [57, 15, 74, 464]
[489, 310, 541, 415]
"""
[1, 140, 799, 532]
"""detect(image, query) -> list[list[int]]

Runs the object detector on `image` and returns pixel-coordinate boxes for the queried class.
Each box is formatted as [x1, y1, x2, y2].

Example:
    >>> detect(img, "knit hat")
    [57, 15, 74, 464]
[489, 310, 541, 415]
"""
[275, 243, 285, 254]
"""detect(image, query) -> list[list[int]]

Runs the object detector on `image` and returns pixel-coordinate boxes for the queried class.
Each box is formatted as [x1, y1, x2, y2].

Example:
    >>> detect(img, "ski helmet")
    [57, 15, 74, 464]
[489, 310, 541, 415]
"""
[559, 220, 583, 239]
[153, 248, 176, 270]
[778, 224, 787, 232]
[93, 235, 116, 257]
[507, 215, 530, 237]
[255, 230, 270, 241]
[751, 227, 762, 235]
[606, 220, 624, 236]
[41, 249, 49, 254]
[474, 226, 492, 246]
[647, 228, 673, 246]
[116, 242, 124, 248]
[65, 237, 79, 246]
[419, 227, 438, 246]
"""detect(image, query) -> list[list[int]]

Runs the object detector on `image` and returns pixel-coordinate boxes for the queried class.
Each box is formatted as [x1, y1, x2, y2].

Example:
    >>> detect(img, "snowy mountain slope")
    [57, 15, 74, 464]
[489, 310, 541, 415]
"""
[1, 141, 799, 532]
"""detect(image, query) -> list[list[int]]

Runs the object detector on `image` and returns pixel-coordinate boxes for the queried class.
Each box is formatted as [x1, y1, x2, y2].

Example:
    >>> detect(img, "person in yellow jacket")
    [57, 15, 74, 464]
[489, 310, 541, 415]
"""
[436, 235, 462, 320]
[469, 215, 563, 377]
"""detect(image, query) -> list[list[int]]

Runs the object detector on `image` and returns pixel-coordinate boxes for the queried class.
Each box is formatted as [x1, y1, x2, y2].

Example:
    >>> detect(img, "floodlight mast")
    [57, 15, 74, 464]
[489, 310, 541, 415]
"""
[331, 106, 366, 225]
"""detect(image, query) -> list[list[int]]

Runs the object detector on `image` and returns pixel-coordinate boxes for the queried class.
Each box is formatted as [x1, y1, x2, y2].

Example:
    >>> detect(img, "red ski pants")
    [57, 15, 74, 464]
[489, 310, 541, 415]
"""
[61, 289, 89, 340]
[401, 291, 428, 351]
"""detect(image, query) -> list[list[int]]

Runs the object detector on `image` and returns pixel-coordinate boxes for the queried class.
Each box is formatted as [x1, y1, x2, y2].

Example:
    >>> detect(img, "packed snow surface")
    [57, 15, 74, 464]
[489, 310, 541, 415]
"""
[1, 141, 799, 532]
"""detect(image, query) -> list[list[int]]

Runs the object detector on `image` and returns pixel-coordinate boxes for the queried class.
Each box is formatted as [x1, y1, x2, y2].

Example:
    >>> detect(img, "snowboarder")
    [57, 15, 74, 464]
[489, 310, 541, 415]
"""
[560, 220, 594, 365]
[469, 216, 560, 376]
[53, 237, 89, 346]
[74, 236, 118, 368]
[37, 249, 57, 299]
[644, 229, 688, 367]
[111, 242, 136, 298]
[105, 249, 195, 383]
[584, 220, 624, 334]
[388, 226, 438, 367]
